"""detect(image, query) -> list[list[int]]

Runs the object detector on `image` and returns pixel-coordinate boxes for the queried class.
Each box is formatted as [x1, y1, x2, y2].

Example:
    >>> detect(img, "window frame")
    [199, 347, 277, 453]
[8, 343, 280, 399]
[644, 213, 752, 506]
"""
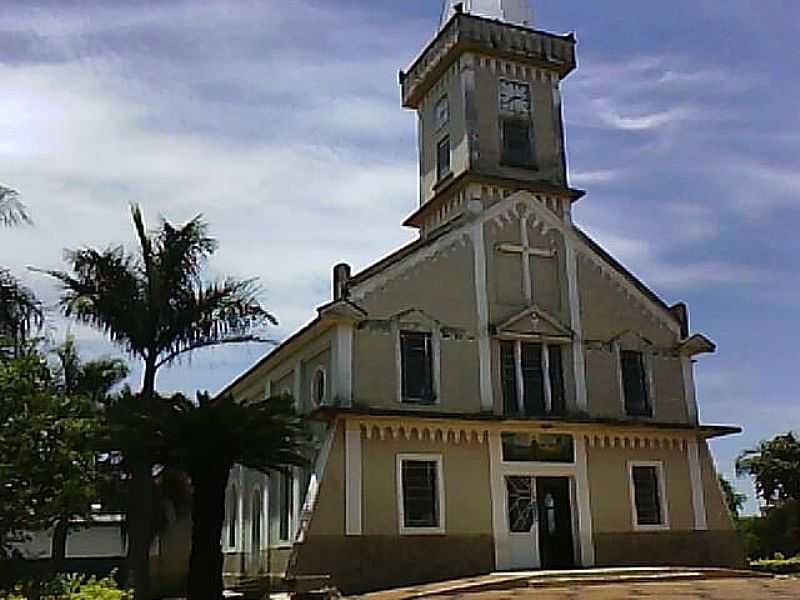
[499, 339, 566, 417]
[310, 366, 326, 407]
[225, 484, 239, 552]
[628, 460, 670, 531]
[617, 346, 654, 418]
[397, 326, 440, 405]
[499, 118, 535, 168]
[278, 470, 294, 543]
[396, 453, 446, 535]
[436, 135, 451, 181]
[434, 94, 449, 131]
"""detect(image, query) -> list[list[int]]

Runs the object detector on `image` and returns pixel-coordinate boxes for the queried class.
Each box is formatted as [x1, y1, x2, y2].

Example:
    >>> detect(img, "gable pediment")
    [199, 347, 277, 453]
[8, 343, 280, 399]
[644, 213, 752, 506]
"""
[609, 329, 653, 351]
[493, 305, 572, 340]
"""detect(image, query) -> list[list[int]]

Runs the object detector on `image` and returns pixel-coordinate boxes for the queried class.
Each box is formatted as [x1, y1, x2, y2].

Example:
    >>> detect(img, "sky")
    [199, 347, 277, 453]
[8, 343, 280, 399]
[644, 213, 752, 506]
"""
[1, 0, 798, 515]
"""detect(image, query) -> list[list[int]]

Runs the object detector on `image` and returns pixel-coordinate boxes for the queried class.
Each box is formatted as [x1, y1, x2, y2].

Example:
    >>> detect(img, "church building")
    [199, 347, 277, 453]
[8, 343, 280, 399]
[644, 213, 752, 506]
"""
[207, 1, 744, 594]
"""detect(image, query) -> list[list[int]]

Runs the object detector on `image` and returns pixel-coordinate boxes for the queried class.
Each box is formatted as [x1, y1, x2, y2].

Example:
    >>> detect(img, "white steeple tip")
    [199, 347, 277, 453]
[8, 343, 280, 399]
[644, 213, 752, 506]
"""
[439, 0, 533, 30]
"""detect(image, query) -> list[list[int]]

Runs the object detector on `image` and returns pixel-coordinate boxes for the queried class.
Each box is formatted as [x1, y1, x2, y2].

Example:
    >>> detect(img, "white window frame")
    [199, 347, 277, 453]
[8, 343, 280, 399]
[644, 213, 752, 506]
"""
[250, 486, 265, 553]
[396, 453, 446, 535]
[628, 460, 670, 531]
[310, 366, 327, 407]
[395, 324, 441, 405]
[224, 483, 240, 552]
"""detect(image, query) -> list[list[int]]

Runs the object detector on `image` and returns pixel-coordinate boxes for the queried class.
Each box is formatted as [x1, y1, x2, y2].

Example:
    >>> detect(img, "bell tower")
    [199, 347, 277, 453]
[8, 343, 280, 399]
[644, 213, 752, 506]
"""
[399, 1, 583, 235]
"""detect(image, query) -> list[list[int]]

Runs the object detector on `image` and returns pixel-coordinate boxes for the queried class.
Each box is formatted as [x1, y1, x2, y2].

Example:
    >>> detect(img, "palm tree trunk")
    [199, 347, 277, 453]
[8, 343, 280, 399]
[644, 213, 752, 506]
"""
[187, 464, 230, 600]
[50, 517, 70, 576]
[127, 358, 157, 600]
[128, 461, 155, 600]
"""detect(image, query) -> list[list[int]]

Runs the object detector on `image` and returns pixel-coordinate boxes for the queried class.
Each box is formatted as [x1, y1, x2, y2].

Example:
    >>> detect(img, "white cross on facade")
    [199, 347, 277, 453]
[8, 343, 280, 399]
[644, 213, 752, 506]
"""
[497, 214, 555, 304]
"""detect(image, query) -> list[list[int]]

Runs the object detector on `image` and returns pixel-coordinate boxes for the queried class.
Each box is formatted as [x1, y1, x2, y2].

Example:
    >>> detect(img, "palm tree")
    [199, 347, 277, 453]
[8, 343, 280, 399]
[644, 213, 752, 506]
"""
[160, 392, 308, 600]
[0, 185, 41, 358]
[0, 185, 30, 227]
[37, 205, 276, 599]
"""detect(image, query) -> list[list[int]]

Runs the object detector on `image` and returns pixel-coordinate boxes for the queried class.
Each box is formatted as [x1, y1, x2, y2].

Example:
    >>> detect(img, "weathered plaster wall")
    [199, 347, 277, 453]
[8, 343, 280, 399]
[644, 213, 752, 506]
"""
[471, 57, 563, 184]
[586, 445, 694, 533]
[361, 433, 492, 535]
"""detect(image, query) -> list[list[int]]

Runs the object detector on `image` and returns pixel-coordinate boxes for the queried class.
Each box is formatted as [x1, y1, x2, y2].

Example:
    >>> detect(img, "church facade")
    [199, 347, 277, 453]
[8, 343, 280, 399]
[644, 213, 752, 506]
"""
[213, 4, 744, 594]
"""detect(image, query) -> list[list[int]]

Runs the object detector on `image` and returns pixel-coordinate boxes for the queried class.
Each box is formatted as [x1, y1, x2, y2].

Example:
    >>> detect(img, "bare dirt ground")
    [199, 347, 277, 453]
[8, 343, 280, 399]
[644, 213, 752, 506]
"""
[419, 577, 800, 599]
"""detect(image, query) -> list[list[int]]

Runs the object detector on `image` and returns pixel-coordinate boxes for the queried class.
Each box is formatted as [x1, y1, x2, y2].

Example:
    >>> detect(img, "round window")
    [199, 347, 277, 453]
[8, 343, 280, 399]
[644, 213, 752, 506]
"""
[312, 368, 326, 406]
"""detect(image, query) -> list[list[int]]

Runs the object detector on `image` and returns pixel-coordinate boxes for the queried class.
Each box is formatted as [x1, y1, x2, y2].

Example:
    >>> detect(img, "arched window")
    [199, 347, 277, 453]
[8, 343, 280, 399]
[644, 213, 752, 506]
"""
[311, 367, 326, 407]
[227, 485, 238, 549]
[251, 489, 263, 552]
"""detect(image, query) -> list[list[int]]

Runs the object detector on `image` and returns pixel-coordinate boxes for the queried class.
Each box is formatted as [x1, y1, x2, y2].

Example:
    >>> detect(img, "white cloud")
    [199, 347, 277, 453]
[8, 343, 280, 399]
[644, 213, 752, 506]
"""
[578, 224, 772, 292]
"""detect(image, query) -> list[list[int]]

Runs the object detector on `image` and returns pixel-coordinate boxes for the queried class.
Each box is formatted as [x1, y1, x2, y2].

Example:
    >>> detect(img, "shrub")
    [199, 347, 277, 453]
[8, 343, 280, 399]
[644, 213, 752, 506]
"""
[750, 555, 800, 575]
[0, 574, 130, 600]
[735, 500, 800, 559]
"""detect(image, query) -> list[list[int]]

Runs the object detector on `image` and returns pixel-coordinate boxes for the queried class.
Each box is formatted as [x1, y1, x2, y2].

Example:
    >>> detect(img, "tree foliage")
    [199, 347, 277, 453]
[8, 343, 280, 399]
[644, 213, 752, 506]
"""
[719, 475, 746, 519]
[159, 391, 309, 600]
[737, 432, 800, 507]
[36, 205, 277, 599]
[0, 353, 100, 558]
[0, 269, 43, 359]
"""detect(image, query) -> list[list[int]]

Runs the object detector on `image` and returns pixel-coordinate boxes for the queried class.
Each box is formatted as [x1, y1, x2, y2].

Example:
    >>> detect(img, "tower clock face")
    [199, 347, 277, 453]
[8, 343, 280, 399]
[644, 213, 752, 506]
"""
[498, 79, 531, 116]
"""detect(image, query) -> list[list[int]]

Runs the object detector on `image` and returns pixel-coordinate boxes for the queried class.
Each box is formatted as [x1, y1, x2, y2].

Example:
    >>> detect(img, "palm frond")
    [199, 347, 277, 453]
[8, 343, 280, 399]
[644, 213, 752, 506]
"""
[34, 246, 151, 359]
[154, 278, 276, 367]
[0, 268, 43, 358]
[0, 186, 31, 227]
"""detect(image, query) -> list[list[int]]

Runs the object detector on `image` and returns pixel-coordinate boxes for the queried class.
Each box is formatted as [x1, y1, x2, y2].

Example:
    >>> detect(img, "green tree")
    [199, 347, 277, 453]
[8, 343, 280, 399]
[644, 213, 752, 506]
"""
[38, 205, 275, 599]
[47, 338, 129, 573]
[0, 352, 100, 560]
[159, 392, 308, 600]
[737, 432, 800, 507]
[719, 475, 746, 519]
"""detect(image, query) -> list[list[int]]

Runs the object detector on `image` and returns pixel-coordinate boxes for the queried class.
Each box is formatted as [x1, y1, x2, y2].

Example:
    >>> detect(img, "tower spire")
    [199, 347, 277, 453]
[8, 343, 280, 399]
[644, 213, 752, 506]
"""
[439, 0, 532, 30]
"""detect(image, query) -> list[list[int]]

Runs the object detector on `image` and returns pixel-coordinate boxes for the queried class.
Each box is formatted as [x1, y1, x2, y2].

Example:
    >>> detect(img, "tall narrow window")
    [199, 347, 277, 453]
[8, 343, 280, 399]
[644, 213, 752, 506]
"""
[279, 471, 293, 541]
[434, 95, 449, 130]
[548, 345, 565, 416]
[227, 485, 238, 548]
[401, 331, 434, 403]
[501, 120, 533, 167]
[398, 455, 444, 533]
[521, 342, 545, 415]
[621, 350, 651, 417]
[630, 464, 666, 527]
[500, 341, 518, 415]
[436, 136, 451, 181]
[501, 340, 564, 417]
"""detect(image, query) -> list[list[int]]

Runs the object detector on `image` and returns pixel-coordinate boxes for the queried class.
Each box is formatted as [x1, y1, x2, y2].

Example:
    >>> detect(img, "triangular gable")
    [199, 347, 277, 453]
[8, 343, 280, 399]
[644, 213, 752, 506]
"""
[678, 333, 716, 356]
[393, 307, 440, 328]
[608, 329, 653, 350]
[494, 305, 573, 340]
